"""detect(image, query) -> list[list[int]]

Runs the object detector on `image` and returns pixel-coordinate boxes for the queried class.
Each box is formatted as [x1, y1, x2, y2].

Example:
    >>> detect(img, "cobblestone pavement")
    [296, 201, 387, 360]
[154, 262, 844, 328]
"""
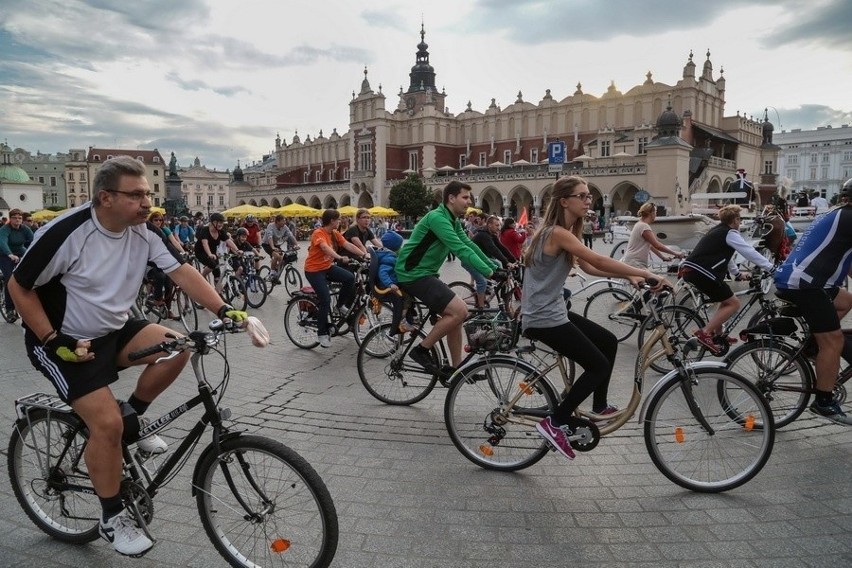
[0, 241, 850, 567]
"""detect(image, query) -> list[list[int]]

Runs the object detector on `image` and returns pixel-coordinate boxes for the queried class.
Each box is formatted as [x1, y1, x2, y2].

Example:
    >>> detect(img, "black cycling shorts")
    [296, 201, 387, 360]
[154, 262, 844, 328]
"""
[682, 271, 733, 303]
[25, 318, 151, 403]
[399, 275, 456, 315]
[775, 287, 841, 334]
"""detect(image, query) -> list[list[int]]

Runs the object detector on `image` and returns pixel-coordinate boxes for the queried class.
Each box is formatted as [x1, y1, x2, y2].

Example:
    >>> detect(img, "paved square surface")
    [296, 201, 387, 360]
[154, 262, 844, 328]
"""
[1, 242, 850, 567]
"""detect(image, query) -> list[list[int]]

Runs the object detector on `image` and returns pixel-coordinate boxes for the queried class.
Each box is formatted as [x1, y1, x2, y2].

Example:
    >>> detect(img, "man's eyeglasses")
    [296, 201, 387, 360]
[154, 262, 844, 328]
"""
[567, 193, 593, 201]
[106, 190, 153, 201]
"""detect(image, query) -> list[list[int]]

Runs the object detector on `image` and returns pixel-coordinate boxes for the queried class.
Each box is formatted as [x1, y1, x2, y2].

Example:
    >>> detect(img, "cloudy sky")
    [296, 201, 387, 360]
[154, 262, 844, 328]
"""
[2, 0, 850, 171]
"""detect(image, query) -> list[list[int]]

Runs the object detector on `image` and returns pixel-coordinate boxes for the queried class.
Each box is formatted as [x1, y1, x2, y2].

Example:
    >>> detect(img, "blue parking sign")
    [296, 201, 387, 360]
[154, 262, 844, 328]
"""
[548, 141, 566, 165]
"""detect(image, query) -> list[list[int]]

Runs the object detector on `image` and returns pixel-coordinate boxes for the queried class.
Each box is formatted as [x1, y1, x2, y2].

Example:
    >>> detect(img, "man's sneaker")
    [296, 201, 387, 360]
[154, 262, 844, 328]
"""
[536, 416, 576, 460]
[399, 321, 417, 334]
[136, 417, 168, 455]
[409, 344, 439, 375]
[810, 400, 852, 425]
[318, 334, 331, 348]
[693, 329, 721, 355]
[590, 405, 619, 420]
[336, 303, 353, 319]
[99, 511, 154, 557]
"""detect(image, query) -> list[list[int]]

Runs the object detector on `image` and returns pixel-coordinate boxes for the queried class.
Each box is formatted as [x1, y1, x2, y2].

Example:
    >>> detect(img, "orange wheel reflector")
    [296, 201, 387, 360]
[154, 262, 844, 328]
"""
[519, 382, 533, 395]
[270, 539, 291, 553]
[744, 414, 755, 431]
[674, 426, 685, 443]
[479, 443, 494, 456]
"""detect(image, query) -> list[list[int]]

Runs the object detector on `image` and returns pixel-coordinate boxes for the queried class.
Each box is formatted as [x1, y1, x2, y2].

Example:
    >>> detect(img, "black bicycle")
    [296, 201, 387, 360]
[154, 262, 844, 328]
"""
[0, 272, 19, 323]
[8, 319, 339, 567]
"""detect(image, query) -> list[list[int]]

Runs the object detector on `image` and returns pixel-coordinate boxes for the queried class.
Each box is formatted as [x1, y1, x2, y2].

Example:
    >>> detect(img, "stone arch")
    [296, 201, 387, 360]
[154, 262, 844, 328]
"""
[259, 199, 269, 206]
[708, 176, 723, 194]
[238, 200, 247, 206]
[611, 181, 641, 216]
[295, 197, 308, 205]
[283, 198, 294, 206]
[583, 182, 605, 218]
[308, 196, 322, 209]
[323, 195, 338, 209]
[270, 197, 281, 208]
[477, 186, 502, 214]
[249, 199, 258, 206]
[357, 192, 374, 208]
[507, 185, 533, 219]
[340, 193, 352, 206]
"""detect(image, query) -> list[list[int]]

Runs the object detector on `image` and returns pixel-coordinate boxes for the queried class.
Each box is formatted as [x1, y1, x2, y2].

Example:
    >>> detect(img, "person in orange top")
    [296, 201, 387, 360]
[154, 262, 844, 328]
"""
[304, 209, 369, 347]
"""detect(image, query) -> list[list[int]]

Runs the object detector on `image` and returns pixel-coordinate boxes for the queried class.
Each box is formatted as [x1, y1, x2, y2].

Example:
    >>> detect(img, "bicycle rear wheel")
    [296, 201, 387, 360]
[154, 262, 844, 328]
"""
[637, 305, 705, 374]
[352, 300, 393, 346]
[195, 435, 338, 568]
[448, 280, 480, 307]
[643, 367, 774, 493]
[583, 287, 639, 342]
[284, 296, 320, 349]
[284, 265, 303, 296]
[8, 410, 100, 543]
[610, 240, 628, 259]
[444, 358, 559, 472]
[724, 340, 812, 428]
[357, 323, 439, 405]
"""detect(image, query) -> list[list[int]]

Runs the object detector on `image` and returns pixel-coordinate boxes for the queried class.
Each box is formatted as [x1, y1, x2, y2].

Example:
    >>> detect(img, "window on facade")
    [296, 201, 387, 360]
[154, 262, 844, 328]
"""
[810, 153, 817, 164]
[315, 171, 321, 182]
[459, 154, 467, 168]
[219, 195, 224, 205]
[39, 176, 45, 184]
[303, 172, 309, 183]
[809, 167, 817, 180]
[503, 149, 512, 164]
[153, 157, 159, 163]
[70, 197, 76, 206]
[600, 141, 611, 158]
[788, 155, 798, 165]
[409, 150, 419, 171]
[786, 169, 796, 180]
[154, 183, 159, 192]
[764, 160, 773, 175]
[637, 137, 648, 155]
[530, 148, 539, 163]
[81, 173, 86, 181]
[136, 156, 143, 161]
[822, 154, 830, 163]
[94, 155, 100, 161]
[68, 172, 74, 181]
[359, 142, 372, 171]
[196, 183, 200, 189]
[196, 195, 202, 206]
[153, 169, 159, 176]
[50, 176, 56, 186]
[478, 152, 486, 167]
[821, 166, 829, 179]
[208, 195, 213, 205]
[343, 167, 349, 179]
[154, 197, 160, 206]
[107, 155, 113, 160]
[843, 151, 852, 162]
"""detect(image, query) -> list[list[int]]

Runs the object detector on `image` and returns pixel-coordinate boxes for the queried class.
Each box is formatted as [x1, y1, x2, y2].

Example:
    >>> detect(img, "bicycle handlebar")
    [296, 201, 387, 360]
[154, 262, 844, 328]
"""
[128, 319, 241, 362]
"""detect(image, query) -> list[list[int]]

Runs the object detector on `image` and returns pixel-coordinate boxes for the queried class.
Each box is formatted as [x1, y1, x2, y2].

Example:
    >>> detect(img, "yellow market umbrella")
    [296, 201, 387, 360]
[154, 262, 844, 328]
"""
[30, 209, 65, 222]
[220, 204, 266, 217]
[337, 205, 359, 216]
[368, 206, 399, 217]
[465, 206, 483, 215]
[275, 203, 321, 217]
[149, 206, 166, 216]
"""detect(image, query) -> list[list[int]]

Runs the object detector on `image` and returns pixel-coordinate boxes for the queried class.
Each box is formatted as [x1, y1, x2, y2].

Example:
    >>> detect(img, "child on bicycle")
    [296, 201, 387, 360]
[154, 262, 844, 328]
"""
[374, 231, 416, 335]
[229, 228, 255, 278]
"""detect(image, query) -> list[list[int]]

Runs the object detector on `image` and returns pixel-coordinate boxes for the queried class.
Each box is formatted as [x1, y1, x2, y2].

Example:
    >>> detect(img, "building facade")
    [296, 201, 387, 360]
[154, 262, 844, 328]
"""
[235, 28, 781, 220]
[774, 124, 852, 200]
[13, 149, 69, 208]
[178, 156, 231, 216]
[64, 147, 167, 208]
[0, 143, 44, 217]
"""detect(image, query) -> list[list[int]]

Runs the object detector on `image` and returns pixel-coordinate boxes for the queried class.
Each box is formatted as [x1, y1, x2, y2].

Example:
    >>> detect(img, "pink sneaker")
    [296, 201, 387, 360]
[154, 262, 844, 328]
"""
[535, 416, 576, 460]
[693, 329, 721, 355]
[591, 405, 619, 420]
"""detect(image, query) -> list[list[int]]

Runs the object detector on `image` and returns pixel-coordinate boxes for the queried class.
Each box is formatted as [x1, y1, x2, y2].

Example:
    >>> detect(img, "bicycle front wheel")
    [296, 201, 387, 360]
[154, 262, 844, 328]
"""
[8, 410, 100, 543]
[352, 300, 394, 346]
[444, 358, 559, 472]
[244, 274, 268, 309]
[643, 367, 774, 493]
[284, 265, 303, 296]
[195, 435, 338, 568]
[284, 297, 320, 349]
[447, 280, 479, 307]
[223, 275, 248, 311]
[357, 323, 439, 405]
[583, 287, 639, 341]
[724, 340, 812, 428]
[174, 287, 198, 333]
[637, 305, 705, 374]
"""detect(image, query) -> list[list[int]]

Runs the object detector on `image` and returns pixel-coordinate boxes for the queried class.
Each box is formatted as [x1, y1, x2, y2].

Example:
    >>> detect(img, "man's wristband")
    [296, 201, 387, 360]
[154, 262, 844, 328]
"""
[41, 329, 57, 345]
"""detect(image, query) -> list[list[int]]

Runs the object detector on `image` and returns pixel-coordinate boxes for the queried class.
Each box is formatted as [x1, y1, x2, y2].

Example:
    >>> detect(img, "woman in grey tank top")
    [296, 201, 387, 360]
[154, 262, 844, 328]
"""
[522, 176, 669, 461]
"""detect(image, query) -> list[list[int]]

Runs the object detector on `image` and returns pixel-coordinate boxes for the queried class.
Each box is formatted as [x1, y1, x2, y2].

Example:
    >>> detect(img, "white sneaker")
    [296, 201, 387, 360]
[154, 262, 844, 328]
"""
[318, 335, 331, 348]
[99, 511, 154, 557]
[136, 417, 168, 455]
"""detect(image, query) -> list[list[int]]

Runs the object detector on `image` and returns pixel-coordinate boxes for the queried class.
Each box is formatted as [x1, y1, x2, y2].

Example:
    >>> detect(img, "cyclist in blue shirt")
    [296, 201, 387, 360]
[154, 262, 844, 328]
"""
[774, 178, 852, 424]
[175, 215, 195, 250]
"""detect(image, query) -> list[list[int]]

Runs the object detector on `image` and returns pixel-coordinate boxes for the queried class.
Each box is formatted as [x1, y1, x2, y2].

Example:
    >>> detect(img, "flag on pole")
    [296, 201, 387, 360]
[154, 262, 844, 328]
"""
[518, 206, 529, 227]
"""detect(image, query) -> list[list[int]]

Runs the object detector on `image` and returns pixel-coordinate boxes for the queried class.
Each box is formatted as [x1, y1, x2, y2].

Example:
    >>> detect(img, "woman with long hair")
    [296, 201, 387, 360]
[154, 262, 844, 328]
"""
[521, 176, 667, 461]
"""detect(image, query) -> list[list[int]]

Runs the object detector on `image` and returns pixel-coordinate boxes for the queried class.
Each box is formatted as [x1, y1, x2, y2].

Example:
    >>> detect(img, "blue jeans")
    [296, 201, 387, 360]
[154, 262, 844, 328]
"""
[305, 265, 355, 336]
[461, 261, 488, 294]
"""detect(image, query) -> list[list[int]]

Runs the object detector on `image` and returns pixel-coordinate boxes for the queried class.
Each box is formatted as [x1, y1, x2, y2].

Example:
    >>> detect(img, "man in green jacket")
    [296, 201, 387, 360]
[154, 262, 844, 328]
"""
[396, 181, 498, 375]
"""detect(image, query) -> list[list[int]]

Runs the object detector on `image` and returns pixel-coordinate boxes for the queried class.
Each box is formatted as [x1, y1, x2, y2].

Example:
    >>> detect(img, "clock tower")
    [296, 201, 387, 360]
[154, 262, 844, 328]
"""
[401, 24, 446, 114]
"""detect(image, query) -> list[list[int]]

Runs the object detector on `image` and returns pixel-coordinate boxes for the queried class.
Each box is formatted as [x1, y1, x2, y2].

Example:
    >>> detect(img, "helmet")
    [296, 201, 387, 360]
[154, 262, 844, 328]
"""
[381, 231, 403, 251]
[179, 216, 189, 222]
[841, 178, 852, 199]
[210, 212, 225, 223]
[246, 214, 256, 222]
[235, 227, 249, 237]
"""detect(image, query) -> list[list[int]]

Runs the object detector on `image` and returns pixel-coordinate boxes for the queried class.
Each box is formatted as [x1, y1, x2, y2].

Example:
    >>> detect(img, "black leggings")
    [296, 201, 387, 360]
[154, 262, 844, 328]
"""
[524, 312, 618, 424]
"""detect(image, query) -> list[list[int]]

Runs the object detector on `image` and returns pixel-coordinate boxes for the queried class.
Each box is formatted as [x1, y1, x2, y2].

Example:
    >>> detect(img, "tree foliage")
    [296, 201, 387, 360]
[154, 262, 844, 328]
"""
[388, 174, 433, 219]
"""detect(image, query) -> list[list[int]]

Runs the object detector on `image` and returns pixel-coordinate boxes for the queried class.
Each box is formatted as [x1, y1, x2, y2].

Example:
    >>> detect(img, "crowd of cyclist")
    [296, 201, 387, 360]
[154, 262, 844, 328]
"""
[5, 153, 852, 557]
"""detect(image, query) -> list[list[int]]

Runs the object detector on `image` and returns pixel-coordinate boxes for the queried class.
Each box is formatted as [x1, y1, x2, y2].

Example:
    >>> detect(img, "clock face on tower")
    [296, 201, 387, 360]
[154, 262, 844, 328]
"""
[406, 96, 415, 109]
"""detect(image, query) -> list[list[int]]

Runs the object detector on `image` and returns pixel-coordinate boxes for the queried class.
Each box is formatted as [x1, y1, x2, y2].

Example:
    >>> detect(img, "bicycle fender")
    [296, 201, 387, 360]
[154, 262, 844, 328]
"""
[190, 431, 244, 497]
[637, 361, 727, 424]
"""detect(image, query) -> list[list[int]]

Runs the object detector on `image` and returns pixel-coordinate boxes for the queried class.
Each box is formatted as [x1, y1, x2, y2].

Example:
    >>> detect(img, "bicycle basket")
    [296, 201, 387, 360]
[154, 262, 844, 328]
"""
[463, 313, 519, 353]
[282, 250, 298, 264]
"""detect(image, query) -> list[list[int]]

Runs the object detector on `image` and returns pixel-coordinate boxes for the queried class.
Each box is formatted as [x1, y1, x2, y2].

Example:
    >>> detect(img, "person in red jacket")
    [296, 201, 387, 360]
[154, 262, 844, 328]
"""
[499, 217, 525, 259]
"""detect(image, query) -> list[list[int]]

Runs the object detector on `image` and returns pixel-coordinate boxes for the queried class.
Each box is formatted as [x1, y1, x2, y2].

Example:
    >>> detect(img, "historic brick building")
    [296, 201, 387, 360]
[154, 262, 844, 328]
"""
[235, 27, 780, 219]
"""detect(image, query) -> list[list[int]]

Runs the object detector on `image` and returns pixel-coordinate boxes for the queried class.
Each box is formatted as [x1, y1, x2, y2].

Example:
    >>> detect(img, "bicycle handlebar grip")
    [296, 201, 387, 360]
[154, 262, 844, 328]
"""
[645, 278, 659, 288]
[128, 342, 167, 362]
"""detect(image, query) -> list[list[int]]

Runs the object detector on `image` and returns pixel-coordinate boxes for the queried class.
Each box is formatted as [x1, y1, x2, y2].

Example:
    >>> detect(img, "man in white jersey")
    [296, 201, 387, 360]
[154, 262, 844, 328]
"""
[9, 156, 249, 557]
[774, 179, 852, 424]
